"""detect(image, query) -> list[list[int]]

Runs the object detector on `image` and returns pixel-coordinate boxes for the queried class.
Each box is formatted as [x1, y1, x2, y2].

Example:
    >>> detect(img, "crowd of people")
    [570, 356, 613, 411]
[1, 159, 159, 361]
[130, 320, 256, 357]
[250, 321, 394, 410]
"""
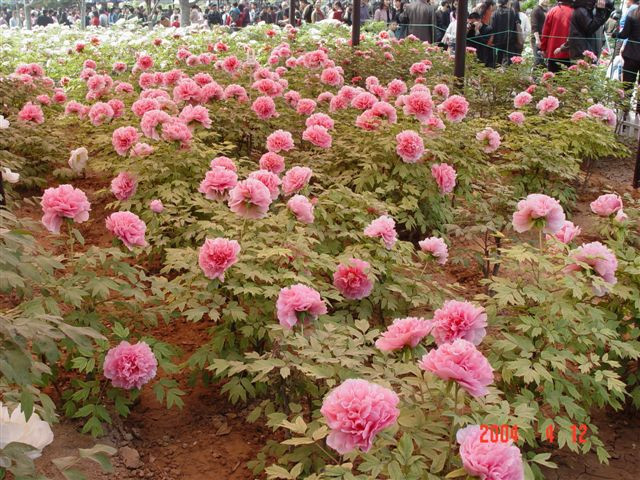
[1, 0, 638, 84]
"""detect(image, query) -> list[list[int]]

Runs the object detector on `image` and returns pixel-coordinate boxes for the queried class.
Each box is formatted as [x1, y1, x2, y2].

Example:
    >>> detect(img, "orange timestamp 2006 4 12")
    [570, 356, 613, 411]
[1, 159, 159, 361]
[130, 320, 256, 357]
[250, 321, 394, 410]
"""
[478, 423, 589, 445]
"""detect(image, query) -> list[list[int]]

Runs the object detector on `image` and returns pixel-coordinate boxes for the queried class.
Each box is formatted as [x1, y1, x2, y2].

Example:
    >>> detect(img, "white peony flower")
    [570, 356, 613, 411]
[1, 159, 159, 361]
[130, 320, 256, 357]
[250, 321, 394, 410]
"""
[0, 115, 9, 129]
[68, 147, 89, 173]
[1, 167, 19, 184]
[0, 402, 54, 464]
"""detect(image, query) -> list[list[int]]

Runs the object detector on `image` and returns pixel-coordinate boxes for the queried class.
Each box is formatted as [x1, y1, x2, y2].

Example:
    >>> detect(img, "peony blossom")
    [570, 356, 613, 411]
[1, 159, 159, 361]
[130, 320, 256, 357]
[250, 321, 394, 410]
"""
[251, 96, 278, 120]
[513, 91, 532, 108]
[249, 169, 281, 200]
[302, 125, 332, 148]
[550, 220, 581, 244]
[112, 126, 140, 156]
[590, 193, 623, 217]
[431, 163, 456, 194]
[376, 317, 432, 351]
[333, 258, 374, 300]
[457, 425, 524, 480]
[430, 300, 487, 345]
[266, 129, 294, 153]
[402, 90, 434, 122]
[476, 127, 501, 153]
[40, 184, 91, 234]
[227, 178, 273, 219]
[1, 167, 19, 184]
[18, 102, 44, 124]
[68, 147, 88, 173]
[209, 156, 237, 172]
[418, 339, 494, 397]
[198, 237, 241, 281]
[111, 172, 138, 201]
[105, 211, 148, 250]
[396, 130, 424, 163]
[0, 403, 54, 461]
[287, 194, 315, 224]
[130, 142, 154, 158]
[364, 215, 397, 249]
[536, 95, 560, 115]
[282, 166, 312, 196]
[88, 102, 114, 126]
[149, 199, 164, 213]
[419, 236, 449, 265]
[438, 95, 469, 123]
[103, 341, 157, 390]
[259, 152, 285, 174]
[276, 284, 327, 329]
[508, 111, 525, 125]
[512, 194, 565, 234]
[320, 379, 399, 454]
[565, 242, 618, 296]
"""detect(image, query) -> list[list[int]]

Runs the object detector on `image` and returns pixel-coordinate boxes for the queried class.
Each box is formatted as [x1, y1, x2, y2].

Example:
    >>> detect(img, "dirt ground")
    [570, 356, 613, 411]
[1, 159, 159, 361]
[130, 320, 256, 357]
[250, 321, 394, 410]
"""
[24, 150, 640, 479]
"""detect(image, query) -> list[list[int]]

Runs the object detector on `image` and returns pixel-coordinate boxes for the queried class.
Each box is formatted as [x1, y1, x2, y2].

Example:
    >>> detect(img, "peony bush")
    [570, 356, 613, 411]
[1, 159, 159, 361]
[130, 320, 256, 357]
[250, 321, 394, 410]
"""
[1, 19, 638, 480]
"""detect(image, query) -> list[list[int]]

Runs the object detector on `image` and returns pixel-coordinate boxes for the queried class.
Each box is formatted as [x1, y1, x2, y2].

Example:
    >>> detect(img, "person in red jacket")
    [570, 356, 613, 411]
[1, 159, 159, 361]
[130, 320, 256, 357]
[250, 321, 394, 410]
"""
[540, 0, 574, 72]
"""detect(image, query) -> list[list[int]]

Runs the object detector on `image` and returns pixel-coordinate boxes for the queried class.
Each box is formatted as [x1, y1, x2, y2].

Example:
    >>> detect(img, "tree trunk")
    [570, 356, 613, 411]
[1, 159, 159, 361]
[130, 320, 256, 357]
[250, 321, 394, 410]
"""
[180, 0, 190, 27]
[24, 2, 31, 30]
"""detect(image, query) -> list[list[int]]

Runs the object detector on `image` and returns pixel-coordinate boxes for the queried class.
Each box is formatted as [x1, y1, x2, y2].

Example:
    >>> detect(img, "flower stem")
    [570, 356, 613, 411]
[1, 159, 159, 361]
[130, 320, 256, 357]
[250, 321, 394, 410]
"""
[446, 382, 459, 470]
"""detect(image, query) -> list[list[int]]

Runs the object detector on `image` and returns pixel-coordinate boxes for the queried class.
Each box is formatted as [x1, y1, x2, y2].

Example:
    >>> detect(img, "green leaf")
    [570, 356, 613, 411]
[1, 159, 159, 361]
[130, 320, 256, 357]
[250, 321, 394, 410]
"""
[445, 467, 468, 478]
[20, 391, 34, 422]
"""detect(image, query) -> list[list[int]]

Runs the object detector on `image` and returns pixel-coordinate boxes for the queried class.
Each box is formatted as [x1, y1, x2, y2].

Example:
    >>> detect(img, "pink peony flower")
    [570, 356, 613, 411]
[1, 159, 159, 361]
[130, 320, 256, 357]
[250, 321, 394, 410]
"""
[386, 79, 407, 98]
[173, 79, 202, 104]
[476, 127, 501, 153]
[112, 126, 140, 156]
[36, 94, 51, 106]
[199, 167, 238, 201]
[438, 95, 469, 123]
[227, 178, 273, 219]
[105, 211, 148, 250]
[364, 215, 397, 250]
[249, 169, 281, 200]
[587, 104, 616, 126]
[296, 98, 316, 116]
[302, 125, 332, 148]
[508, 111, 525, 125]
[431, 163, 457, 194]
[161, 118, 192, 147]
[418, 339, 494, 397]
[396, 130, 424, 163]
[179, 105, 212, 129]
[198, 237, 241, 281]
[320, 67, 344, 86]
[18, 102, 44, 124]
[512, 194, 565, 234]
[287, 194, 315, 224]
[321, 379, 399, 454]
[133, 98, 162, 117]
[419, 236, 449, 265]
[259, 152, 285, 174]
[284, 90, 302, 107]
[88, 102, 114, 126]
[333, 258, 374, 300]
[150, 199, 164, 213]
[103, 341, 157, 390]
[550, 220, 581, 244]
[571, 110, 588, 122]
[351, 92, 378, 110]
[136, 54, 154, 71]
[282, 166, 312, 196]
[433, 84, 450, 98]
[276, 284, 327, 329]
[223, 84, 249, 102]
[210, 156, 237, 171]
[111, 172, 138, 201]
[40, 184, 91, 234]
[251, 96, 278, 120]
[565, 241, 618, 296]
[536, 95, 560, 115]
[130, 142, 154, 158]
[375, 317, 431, 351]
[590, 193, 623, 217]
[513, 91, 532, 109]
[457, 425, 524, 480]
[266, 129, 294, 153]
[430, 300, 487, 345]
[402, 90, 434, 122]
[108, 99, 125, 119]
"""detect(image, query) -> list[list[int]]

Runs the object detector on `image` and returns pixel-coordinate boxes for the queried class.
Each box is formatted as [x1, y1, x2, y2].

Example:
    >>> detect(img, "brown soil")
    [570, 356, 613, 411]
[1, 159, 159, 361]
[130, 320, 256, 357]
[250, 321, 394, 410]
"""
[21, 151, 640, 479]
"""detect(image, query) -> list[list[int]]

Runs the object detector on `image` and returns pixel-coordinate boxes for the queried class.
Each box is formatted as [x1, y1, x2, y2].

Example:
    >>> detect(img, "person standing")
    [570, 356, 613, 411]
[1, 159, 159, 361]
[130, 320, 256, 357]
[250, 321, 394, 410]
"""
[530, 0, 548, 67]
[617, 0, 640, 113]
[374, 0, 392, 24]
[301, 0, 313, 22]
[360, 0, 371, 24]
[560, 0, 613, 60]
[540, 0, 573, 72]
[392, 0, 408, 38]
[435, 1, 451, 43]
[311, 1, 325, 22]
[405, 0, 436, 43]
[488, 0, 519, 66]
